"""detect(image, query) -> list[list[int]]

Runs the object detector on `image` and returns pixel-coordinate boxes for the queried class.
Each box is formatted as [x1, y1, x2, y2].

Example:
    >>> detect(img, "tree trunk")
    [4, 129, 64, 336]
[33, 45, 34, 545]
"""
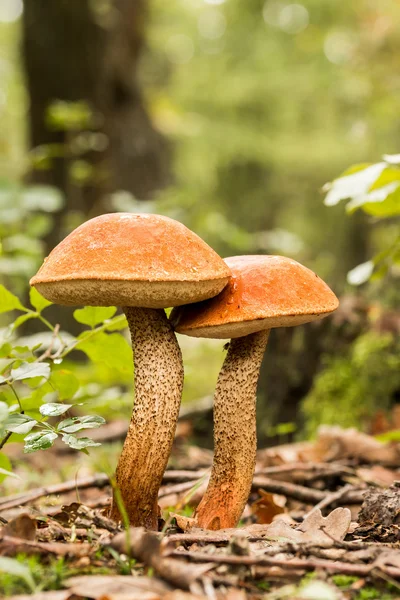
[22, 0, 169, 332]
[22, 0, 169, 248]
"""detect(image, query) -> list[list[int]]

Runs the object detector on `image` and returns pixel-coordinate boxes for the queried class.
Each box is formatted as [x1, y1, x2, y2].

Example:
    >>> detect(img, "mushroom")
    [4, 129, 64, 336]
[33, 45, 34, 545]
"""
[171, 255, 339, 530]
[30, 213, 230, 529]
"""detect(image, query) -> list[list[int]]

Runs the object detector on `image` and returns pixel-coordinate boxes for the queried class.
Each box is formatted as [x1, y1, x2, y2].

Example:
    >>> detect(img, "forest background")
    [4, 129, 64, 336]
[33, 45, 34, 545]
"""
[0, 0, 400, 480]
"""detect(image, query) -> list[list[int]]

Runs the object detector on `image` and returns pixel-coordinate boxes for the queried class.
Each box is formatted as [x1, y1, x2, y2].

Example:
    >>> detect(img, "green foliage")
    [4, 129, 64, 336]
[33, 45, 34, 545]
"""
[324, 155, 400, 285]
[301, 331, 400, 436]
[0, 285, 131, 474]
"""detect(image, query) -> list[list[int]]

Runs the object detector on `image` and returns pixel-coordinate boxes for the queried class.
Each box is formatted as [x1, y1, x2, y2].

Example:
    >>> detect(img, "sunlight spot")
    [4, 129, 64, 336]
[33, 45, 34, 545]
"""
[0, 0, 23, 23]
[165, 35, 195, 64]
[263, 2, 309, 35]
[324, 31, 356, 64]
[198, 9, 226, 40]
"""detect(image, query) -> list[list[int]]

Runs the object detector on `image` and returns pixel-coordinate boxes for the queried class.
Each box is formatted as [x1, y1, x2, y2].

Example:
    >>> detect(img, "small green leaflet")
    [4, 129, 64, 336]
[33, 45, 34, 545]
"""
[29, 287, 53, 312]
[5, 413, 38, 434]
[11, 361, 51, 381]
[73, 306, 117, 328]
[0, 284, 26, 314]
[0, 452, 18, 482]
[61, 434, 101, 450]
[24, 431, 58, 453]
[39, 402, 72, 417]
[57, 415, 105, 433]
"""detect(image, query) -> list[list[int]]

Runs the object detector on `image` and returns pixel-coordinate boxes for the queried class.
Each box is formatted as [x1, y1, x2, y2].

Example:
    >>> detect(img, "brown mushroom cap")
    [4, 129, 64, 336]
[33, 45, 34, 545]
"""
[30, 213, 231, 308]
[171, 255, 339, 339]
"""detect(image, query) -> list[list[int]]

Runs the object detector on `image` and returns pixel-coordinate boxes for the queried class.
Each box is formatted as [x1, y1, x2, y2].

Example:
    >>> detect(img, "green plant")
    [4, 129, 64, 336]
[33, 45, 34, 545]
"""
[301, 331, 400, 436]
[324, 154, 400, 285]
[0, 284, 131, 479]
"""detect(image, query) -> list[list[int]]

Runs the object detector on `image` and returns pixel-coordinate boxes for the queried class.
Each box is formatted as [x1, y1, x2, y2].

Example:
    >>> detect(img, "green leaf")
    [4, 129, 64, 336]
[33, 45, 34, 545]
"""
[73, 306, 117, 328]
[61, 434, 101, 450]
[50, 369, 79, 400]
[29, 287, 53, 312]
[24, 431, 58, 453]
[0, 400, 9, 424]
[77, 331, 132, 371]
[0, 557, 36, 592]
[324, 162, 386, 207]
[347, 261, 374, 286]
[57, 414, 105, 433]
[5, 414, 38, 434]
[39, 402, 72, 417]
[104, 315, 128, 331]
[11, 361, 51, 381]
[0, 284, 26, 314]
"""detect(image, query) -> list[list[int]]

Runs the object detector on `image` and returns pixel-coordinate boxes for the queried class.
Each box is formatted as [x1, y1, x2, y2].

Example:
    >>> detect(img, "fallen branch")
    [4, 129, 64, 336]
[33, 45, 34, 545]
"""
[0, 474, 110, 512]
[251, 476, 366, 505]
[170, 549, 400, 580]
[0, 534, 91, 557]
[110, 528, 213, 590]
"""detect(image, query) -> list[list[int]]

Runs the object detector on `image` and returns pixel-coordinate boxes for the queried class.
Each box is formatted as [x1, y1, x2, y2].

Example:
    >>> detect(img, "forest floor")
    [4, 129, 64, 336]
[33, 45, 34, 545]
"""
[1, 424, 400, 599]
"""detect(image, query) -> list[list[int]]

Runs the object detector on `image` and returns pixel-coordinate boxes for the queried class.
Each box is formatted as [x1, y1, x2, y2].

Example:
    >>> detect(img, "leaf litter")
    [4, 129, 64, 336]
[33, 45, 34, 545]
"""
[1, 425, 400, 598]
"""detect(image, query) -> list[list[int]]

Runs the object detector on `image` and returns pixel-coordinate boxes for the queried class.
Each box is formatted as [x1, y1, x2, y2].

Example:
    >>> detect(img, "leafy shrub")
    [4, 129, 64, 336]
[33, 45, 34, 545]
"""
[0, 285, 131, 481]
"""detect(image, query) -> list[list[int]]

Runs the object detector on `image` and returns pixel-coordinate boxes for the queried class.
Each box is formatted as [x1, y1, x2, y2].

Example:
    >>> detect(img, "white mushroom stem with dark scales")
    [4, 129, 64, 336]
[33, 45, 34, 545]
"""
[194, 329, 270, 530]
[109, 307, 183, 530]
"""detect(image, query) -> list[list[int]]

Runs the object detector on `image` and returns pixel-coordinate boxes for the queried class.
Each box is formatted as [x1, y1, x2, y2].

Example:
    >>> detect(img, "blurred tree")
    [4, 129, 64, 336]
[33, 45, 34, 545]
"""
[22, 0, 169, 249]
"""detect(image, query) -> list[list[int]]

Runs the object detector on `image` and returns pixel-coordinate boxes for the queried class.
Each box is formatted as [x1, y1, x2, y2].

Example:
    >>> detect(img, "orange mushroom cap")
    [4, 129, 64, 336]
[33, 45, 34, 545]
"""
[171, 255, 339, 339]
[30, 213, 231, 308]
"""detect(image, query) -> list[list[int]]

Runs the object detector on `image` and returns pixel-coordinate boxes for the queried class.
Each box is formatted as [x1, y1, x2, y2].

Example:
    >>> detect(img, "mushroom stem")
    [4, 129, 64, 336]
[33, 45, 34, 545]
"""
[110, 307, 183, 529]
[195, 329, 270, 530]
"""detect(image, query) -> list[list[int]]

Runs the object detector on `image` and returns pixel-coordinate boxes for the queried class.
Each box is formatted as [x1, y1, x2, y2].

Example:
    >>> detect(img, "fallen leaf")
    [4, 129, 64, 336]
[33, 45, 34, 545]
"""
[258, 507, 351, 546]
[1, 514, 37, 541]
[251, 490, 285, 524]
[65, 575, 170, 600]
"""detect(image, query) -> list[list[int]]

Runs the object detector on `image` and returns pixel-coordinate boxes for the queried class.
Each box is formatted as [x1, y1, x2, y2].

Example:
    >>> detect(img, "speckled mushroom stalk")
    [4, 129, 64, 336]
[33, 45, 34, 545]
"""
[171, 255, 339, 530]
[195, 330, 270, 529]
[29, 213, 230, 530]
[109, 307, 183, 529]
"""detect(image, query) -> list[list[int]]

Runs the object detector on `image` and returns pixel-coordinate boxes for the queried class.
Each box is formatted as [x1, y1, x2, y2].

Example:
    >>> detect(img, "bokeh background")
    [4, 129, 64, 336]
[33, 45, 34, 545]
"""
[1, 0, 399, 450]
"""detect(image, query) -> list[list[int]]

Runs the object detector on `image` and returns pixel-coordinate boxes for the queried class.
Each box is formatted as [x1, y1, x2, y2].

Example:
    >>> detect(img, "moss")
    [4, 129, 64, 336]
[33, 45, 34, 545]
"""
[301, 332, 400, 437]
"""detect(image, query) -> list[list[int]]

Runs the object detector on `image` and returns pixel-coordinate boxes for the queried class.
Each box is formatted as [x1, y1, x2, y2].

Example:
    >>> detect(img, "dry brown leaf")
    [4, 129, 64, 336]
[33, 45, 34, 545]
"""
[171, 514, 197, 532]
[258, 507, 351, 546]
[374, 550, 400, 570]
[65, 575, 170, 600]
[6, 593, 70, 600]
[1, 514, 37, 541]
[251, 490, 285, 524]
[163, 593, 207, 600]
[314, 426, 400, 465]
[356, 466, 400, 487]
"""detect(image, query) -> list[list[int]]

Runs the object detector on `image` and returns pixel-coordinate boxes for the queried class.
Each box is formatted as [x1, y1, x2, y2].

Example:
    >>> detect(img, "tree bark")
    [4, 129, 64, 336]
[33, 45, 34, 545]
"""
[22, 0, 169, 248]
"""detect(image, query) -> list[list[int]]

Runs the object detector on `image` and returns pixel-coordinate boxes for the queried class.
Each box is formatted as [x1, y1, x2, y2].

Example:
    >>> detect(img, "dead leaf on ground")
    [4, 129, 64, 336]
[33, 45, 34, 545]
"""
[5, 593, 70, 600]
[65, 575, 171, 600]
[314, 426, 400, 465]
[262, 507, 351, 545]
[251, 490, 285, 524]
[1, 514, 37, 541]
[374, 550, 400, 570]
[356, 465, 400, 487]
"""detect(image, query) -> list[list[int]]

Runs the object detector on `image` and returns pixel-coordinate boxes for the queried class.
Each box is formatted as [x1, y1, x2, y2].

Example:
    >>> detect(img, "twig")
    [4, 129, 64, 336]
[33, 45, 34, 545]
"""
[0, 474, 110, 511]
[251, 476, 366, 505]
[36, 324, 61, 362]
[170, 549, 400, 580]
[0, 534, 91, 557]
[303, 483, 354, 519]
[110, 528, 213, 590]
